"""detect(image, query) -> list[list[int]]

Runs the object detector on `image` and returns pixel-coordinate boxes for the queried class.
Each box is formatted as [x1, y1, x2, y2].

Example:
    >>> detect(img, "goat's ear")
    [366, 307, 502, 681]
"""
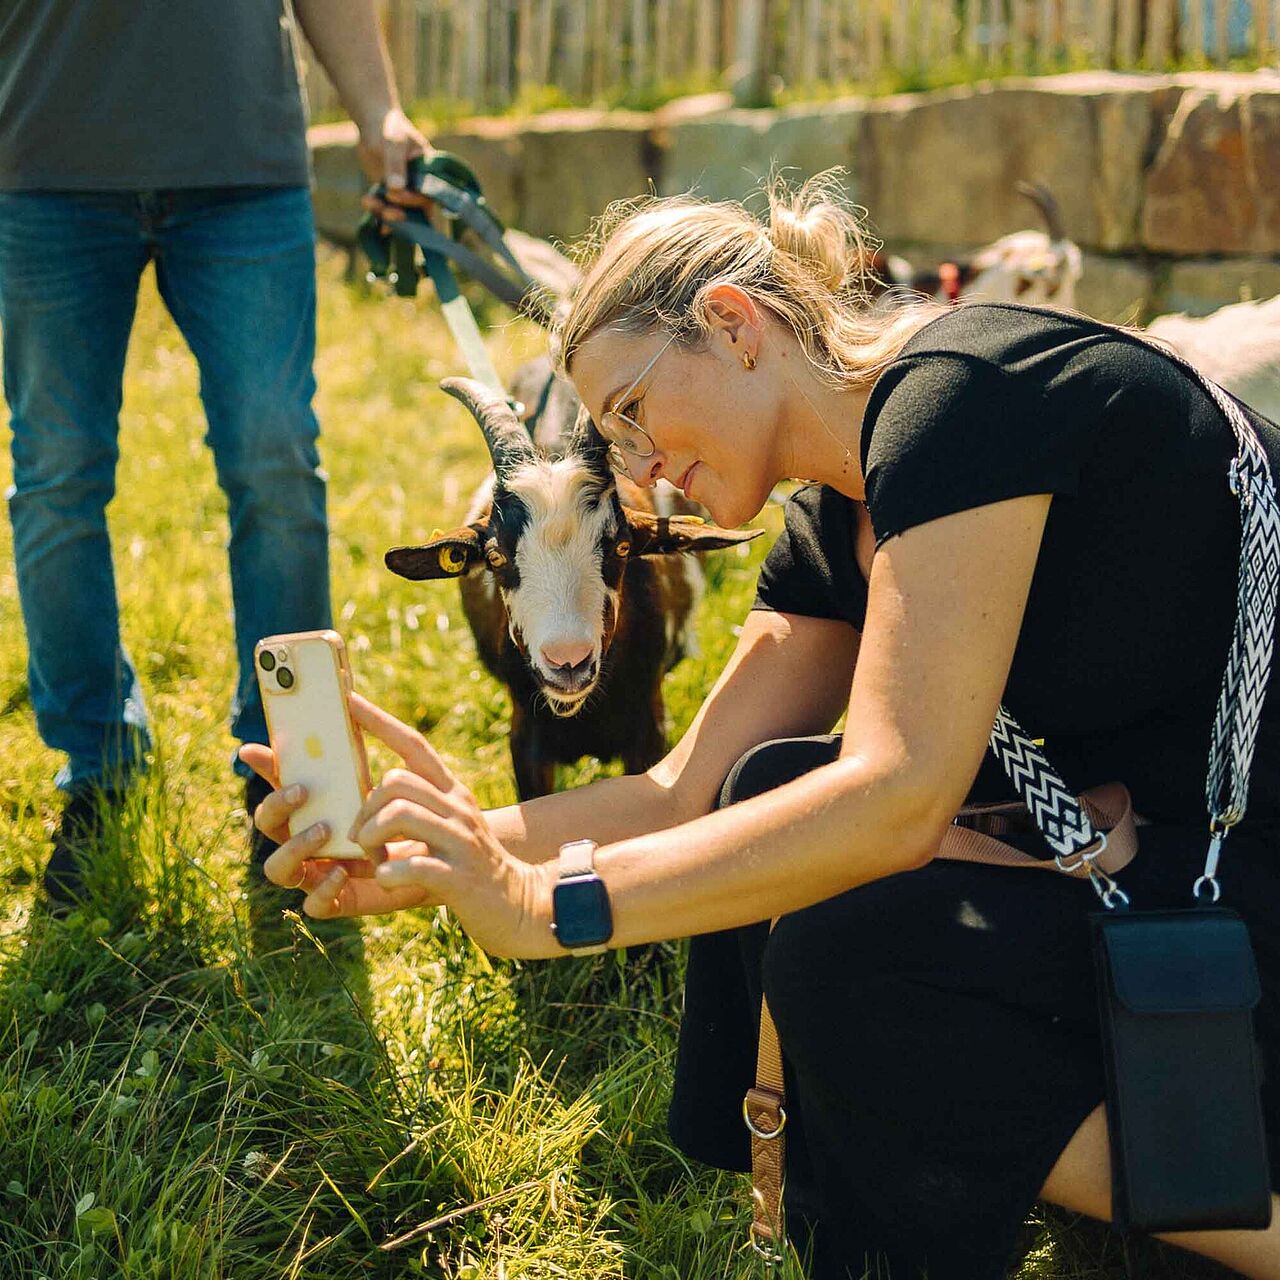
[621, 510, 764, 556]
[385, 527, 483, 580]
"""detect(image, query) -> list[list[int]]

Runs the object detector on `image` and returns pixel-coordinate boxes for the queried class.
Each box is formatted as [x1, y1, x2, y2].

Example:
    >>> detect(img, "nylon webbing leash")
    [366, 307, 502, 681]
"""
[358, 153, 549, 397]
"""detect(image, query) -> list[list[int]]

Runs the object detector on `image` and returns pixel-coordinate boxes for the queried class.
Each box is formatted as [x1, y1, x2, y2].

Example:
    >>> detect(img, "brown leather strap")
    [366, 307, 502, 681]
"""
[745, 781, 1138, 1262]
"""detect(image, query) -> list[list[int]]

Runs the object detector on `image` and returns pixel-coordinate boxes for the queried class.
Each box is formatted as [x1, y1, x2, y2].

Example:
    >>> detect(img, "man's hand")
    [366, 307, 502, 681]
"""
[357, 105, 431, 191]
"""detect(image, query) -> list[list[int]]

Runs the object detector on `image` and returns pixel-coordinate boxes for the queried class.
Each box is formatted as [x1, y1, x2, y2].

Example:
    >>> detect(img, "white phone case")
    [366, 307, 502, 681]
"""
[256, 630, 374, 863]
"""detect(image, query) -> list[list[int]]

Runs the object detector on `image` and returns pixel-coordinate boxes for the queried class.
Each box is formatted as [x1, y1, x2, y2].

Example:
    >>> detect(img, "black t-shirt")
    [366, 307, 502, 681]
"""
[754, 302, 1280, 825]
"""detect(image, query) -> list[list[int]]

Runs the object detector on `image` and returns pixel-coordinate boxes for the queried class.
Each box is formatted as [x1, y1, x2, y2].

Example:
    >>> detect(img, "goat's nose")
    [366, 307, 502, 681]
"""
[542, 640, 594, 672]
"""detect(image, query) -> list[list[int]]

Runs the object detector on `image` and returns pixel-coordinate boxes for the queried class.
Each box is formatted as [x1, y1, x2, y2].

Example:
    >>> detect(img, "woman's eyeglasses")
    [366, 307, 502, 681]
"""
[598, 334, 676, 476]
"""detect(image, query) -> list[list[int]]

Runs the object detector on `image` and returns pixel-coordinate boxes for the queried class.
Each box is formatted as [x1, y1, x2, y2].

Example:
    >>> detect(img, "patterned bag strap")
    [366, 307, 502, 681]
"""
[990, 333, 1280, 909]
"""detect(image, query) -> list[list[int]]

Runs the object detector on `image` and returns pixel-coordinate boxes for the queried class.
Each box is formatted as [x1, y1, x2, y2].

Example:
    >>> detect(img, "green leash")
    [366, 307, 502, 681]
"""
[358, 153, 553, 396]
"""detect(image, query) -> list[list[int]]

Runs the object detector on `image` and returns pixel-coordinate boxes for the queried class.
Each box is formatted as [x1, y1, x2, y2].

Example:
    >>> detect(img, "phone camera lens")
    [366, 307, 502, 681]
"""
[259, 650, 276, 672]
[276, 667, 295, 690]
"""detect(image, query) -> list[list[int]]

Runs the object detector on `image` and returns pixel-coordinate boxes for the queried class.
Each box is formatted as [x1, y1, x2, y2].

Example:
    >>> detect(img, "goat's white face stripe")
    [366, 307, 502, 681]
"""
[505, 458, 615, 687]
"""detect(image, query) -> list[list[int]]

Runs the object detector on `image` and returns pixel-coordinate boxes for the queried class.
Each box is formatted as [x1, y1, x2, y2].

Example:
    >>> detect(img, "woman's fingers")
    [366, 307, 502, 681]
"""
[348, 767, 458, 846]
[375, 853, 452, 894]
[252, 782, 308, 846]
[352, 797, 466, 859]
[262, 819, 332, 889]
[238, 744, 280, 790]
[300, 856, 449, 919]
[348, 693, 453, 789]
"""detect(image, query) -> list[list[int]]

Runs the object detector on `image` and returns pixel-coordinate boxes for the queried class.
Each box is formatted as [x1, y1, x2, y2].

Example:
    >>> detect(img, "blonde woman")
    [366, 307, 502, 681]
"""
[244, 176, 1280, 1279]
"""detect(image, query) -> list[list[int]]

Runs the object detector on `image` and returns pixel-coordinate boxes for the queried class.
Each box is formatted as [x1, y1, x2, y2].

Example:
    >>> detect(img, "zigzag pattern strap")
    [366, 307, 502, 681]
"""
[990, 335, 1279, 856]
[1193, 372, 1280, 829]
[988, 706, 1097, 858]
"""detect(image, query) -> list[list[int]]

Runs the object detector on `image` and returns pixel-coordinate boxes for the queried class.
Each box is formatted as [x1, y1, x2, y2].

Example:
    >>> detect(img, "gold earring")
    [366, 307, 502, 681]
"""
[743, 351, 756, 371]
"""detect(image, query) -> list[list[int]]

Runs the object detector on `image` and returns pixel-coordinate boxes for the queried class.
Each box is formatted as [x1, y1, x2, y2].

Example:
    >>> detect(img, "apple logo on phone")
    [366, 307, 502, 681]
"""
[305, 734, 324, 760]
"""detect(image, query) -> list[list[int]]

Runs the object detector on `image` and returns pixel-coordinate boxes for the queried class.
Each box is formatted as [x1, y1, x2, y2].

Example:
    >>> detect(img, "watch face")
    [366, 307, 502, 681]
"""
[552, 875, 614, 949]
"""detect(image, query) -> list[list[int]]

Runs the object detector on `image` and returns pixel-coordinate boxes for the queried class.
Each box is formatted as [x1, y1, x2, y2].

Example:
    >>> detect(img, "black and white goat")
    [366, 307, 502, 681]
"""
[384, 377, 759, 799]
[869, 182, 1082, 310]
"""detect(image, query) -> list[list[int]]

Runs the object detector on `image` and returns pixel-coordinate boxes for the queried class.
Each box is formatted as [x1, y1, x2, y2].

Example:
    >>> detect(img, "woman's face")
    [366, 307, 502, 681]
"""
[568, 322, 783, 529]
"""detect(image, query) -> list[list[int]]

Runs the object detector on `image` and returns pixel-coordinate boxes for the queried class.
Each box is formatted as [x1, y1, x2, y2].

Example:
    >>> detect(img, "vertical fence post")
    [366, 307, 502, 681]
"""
[1115, 0, 1140, 64]
[1216, 0, 1232, 62]
[387, 0, 420, 106]
[630, 0, 650, 93]
[1251, 0, 1269, 57]
[963, 0, 982, 61]
[1146, 0, 1175, 64]
[731, 0, 768, 103]
[694, 0, 718, 79]
[984, 0, 1002, 66]
[1188, 0, 1207, 61]
[802, 0, 823, 86]
[654, 0, 670, 86]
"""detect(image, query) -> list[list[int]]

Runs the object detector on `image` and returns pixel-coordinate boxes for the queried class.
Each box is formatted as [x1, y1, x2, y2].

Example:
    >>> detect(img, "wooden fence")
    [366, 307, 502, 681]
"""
[301, 1, 1280, 116]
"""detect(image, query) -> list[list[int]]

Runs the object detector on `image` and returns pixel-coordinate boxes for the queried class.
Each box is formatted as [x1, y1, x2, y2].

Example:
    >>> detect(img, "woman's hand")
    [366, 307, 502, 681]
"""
[238, 696, 560, 959]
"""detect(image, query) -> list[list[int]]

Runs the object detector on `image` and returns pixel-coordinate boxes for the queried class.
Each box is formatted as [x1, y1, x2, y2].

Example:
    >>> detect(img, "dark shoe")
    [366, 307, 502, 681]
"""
[43, 787, 124, 909]
[245, 773, 278, 869]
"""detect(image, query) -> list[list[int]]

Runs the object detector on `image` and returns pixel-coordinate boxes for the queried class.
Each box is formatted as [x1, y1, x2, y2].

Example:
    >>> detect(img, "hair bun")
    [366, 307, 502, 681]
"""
[765, 173, 864, 293]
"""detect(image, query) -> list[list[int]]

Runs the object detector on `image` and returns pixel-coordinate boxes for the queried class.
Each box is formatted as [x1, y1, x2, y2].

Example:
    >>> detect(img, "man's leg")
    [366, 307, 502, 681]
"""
[0, 191, 151, 792]
[151, 186, 331, 790]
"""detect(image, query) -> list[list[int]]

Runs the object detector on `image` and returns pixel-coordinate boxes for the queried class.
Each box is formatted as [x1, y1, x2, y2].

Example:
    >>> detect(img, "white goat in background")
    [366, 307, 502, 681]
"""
[870, 182, 1082, 311]
[1146, 295, 1280, 425]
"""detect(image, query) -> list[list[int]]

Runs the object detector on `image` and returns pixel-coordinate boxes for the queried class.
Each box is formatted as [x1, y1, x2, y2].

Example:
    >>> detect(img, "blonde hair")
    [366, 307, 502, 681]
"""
[555, 170, 947, 389]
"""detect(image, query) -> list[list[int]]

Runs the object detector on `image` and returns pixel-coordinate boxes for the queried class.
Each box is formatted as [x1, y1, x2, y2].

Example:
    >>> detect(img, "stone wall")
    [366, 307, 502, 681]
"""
[311, 70, 1280, 323]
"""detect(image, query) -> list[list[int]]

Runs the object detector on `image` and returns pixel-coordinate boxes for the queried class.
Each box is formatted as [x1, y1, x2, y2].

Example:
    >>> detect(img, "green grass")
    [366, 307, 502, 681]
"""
[0, 250, 1233, 1278]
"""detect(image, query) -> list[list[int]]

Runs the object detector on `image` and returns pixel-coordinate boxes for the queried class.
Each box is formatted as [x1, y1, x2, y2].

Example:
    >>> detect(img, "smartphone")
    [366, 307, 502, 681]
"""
[255, 629, 380, 870]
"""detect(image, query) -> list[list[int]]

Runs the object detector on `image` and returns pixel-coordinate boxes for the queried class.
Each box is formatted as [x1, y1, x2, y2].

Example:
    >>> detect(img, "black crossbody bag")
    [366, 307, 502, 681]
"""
[988, 342, 1277, 1237]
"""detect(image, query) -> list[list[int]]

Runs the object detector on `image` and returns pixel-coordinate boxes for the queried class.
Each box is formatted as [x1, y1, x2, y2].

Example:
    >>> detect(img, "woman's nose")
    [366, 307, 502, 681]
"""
[622, 450, 662, 488]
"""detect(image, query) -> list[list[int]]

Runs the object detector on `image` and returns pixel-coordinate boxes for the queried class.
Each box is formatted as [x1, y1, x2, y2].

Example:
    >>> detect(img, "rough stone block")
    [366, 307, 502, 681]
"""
[1143, 73, 1280, 254]
[1158, 257, 1280, 316]
[766, 98, 868, 198]
[656, 109, 779, 202]
[308, 120, 364, 246]
[517, 109, 653, 247]
[861, 75, 1177, 253]
[1075, 253, 1155, 324]
[432, 117, 525, 231]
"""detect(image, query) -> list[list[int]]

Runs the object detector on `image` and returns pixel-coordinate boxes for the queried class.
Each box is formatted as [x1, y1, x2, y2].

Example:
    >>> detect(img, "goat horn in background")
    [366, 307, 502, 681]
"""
[1015, 180, 1065, 242]
[440, 376, 537, 480]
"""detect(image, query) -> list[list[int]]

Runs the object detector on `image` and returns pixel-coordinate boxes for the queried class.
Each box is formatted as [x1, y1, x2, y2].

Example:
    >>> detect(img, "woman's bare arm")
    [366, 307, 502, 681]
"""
[590, 493, 1052, 950]
[486, 609, 859, 864]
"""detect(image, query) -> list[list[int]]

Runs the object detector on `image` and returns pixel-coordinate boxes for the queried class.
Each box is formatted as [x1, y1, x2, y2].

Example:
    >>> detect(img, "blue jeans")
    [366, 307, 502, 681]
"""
[0, 186, 331, 791]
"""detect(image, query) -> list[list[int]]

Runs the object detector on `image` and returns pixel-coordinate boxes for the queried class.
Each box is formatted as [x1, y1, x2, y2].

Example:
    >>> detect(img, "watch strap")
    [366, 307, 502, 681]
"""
[553, 839, 611, 956]
[558, 837, 598, 878]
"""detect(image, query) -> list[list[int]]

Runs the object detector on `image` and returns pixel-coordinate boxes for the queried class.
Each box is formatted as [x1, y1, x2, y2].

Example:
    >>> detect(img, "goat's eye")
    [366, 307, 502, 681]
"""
[485, 543, 508, 569]
[614, 540, 631, 558]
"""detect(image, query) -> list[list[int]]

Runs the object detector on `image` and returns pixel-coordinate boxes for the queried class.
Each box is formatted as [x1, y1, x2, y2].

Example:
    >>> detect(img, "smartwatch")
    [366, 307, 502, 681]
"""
[550, 839, 613, 956]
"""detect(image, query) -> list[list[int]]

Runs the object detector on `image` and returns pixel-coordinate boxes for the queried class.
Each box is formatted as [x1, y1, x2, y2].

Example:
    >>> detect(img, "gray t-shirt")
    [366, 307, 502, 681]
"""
[0, 0, 311, 190]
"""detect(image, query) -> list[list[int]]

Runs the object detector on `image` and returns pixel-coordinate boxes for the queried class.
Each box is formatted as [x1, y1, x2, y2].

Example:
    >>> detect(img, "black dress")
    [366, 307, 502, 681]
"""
[666, 304, 1280, 1279]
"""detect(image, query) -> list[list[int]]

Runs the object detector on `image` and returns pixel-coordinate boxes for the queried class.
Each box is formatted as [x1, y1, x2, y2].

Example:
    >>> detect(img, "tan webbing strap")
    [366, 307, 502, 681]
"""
[939, 781, 1138, 877]
[746, 917, 788, 1261]
[744, 781, 1138, 1263]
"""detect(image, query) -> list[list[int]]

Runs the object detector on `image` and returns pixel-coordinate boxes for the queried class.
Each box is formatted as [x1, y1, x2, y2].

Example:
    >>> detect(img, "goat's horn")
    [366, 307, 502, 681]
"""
[1015, 180, 1065, 243]
[440, 377, 537, 478]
